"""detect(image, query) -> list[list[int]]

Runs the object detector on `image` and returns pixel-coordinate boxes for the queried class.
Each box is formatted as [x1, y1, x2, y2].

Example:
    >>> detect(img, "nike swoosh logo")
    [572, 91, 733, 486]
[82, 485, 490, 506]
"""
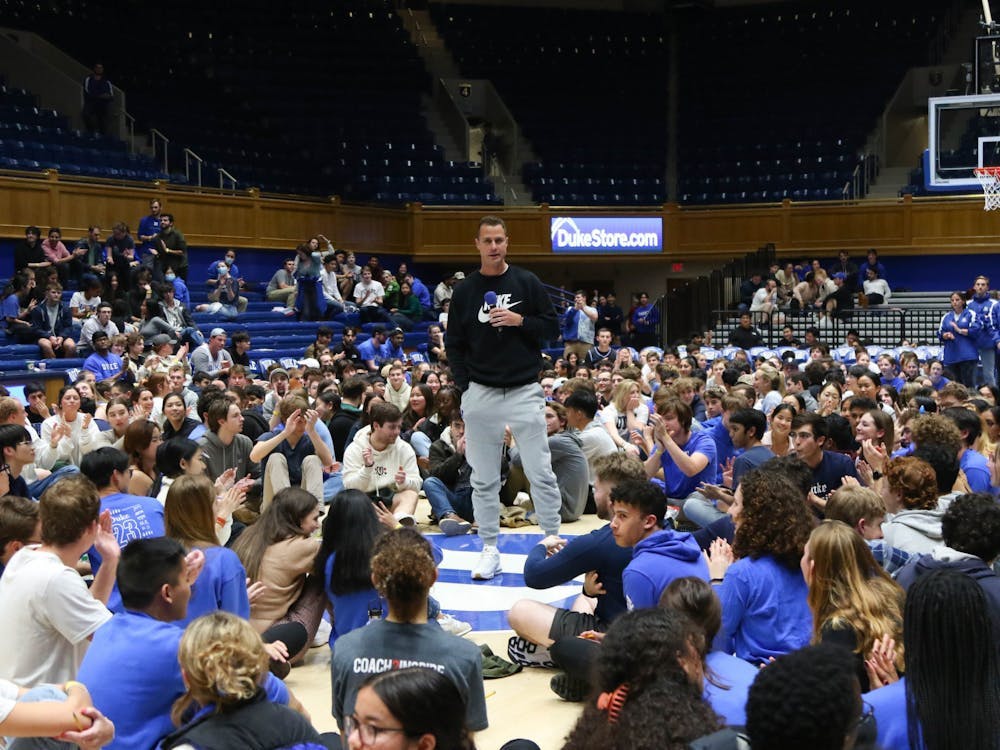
[477, 300, 521, 323]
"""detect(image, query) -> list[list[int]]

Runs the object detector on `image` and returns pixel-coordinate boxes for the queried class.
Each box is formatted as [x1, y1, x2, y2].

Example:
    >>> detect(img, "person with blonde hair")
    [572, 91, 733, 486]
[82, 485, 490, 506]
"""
[801, 520, 904, 692]
[161, 612, 323, 749]
[824, 484, 886, 540]
[600, 379, 647, 454]
[752, 364, 784, 417]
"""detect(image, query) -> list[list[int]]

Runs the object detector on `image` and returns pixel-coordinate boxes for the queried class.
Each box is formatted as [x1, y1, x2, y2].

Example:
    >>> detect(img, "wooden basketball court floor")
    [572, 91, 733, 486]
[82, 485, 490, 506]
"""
[289, 504, 603, 749]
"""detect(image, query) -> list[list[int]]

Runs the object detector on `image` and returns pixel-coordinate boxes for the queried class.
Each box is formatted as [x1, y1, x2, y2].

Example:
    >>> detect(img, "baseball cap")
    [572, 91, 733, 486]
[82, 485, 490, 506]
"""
[269, 368, 289, 381]
[832, 272, 846, 280]
[452, 271, 465, 280]
[210, 327, 227, 338]
[390, 327, 405, 336]
[151, 333, 176, 347]
[298, 357, 320, 369]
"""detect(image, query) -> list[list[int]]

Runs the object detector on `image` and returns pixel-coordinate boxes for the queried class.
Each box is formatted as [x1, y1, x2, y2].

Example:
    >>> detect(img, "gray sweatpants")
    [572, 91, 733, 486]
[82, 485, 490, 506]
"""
[462, 382, 561, 545]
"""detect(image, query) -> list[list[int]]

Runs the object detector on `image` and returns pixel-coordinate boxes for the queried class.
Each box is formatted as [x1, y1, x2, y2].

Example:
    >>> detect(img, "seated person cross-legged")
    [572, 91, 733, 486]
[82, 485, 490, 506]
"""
[250, 396, 337, 512]
[341, 402, 421, 527]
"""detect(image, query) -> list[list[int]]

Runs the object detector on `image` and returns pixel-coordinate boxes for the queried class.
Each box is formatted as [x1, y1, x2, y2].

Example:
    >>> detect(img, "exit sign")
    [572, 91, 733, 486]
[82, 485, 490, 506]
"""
[671, 262, 684, 273]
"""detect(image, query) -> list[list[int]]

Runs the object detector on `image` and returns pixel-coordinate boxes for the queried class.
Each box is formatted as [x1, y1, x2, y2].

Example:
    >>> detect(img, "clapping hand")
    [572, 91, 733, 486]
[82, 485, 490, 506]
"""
[704, 538, 734, 580]
[865, 635, 900, 689]
[93, 509, 121, 563]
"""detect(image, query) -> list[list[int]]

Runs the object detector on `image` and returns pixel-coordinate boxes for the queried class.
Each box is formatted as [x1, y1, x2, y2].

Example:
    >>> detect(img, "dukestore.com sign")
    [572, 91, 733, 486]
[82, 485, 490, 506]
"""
[550, 216, 663, 253]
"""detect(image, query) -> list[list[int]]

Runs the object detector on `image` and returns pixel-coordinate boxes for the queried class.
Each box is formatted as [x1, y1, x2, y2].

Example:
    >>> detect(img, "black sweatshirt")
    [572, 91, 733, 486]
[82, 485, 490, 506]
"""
[446, 265, 558, 390]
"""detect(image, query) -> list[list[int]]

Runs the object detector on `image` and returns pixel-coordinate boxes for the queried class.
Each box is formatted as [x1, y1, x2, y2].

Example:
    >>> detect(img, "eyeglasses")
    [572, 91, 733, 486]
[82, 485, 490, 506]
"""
[790, 431, 815, 440]
[345, 714, 408, 746]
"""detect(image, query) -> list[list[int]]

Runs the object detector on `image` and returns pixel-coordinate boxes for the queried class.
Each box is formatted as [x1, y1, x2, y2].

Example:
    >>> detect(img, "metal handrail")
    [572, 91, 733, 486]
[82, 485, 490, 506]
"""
[123, 112, 136, 154]
[150, 129, 169, 175]
[184, 148, 203, 187]
[218, 168, 237, 191]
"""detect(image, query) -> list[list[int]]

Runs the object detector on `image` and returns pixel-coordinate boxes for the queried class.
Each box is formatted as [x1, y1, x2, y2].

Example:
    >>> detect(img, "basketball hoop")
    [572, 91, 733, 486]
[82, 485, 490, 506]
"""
[974, 166, 1000, 210]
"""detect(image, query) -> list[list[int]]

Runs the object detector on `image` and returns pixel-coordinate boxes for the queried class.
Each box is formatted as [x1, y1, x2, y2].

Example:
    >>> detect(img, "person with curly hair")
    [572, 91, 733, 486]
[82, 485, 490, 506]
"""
[801, 520, 905, 692]
[705, 468, 814, 664]
[868, 569, 1000, 750]
[331, 527, 486, 735]
[160, 612, 324, 749]
[745, 643, 869, 750]
[894, 492, 1000, 634]
[561, 608, 721, 750]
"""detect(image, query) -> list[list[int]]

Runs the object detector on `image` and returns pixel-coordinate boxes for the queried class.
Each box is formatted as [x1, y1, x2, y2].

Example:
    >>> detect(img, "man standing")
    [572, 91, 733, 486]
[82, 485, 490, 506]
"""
[152, 213, 188, 281]
[447, 216, 562, 580]
[82, 63, 113, 134]
[137, 198, 163, 261]
[597, 293, 624, 343]
[561, 290, 598, 361]
[968, 275, 1000, 387]
[189, 328, 233, 379]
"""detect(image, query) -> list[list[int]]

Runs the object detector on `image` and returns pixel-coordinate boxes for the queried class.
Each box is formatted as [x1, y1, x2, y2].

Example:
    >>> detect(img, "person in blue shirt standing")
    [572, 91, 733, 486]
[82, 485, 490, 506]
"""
[137, 198, 162, 267]
[939, 291, 980, 388]
[560, 290, 598, 362]
[968, 274, 1000, 387]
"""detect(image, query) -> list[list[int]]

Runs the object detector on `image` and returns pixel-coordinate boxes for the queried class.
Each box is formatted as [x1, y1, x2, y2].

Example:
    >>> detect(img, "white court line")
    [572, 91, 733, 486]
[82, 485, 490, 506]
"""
[438, 549, 585, 582]
[430, 581, 582, 611]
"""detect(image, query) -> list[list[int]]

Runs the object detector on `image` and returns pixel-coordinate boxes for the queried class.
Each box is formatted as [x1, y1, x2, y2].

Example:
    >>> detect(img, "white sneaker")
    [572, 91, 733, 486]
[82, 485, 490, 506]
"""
[438, 613, 473, 637]
[514, 491, 532, 506]
[312, 617, 332, 648]
[471, 545, 502, 580]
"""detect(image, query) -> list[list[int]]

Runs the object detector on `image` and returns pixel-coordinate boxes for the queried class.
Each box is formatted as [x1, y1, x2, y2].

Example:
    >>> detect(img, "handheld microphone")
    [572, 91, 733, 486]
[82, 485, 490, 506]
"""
[484, 291, 501, 336]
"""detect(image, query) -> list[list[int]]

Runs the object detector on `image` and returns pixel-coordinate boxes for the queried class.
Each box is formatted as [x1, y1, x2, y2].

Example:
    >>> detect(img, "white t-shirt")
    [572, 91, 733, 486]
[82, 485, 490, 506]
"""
[0, 679, 19, 722]
[353, 280, 385, 308]
[0, 547, 111, 685]
[69, 291, 101, 316]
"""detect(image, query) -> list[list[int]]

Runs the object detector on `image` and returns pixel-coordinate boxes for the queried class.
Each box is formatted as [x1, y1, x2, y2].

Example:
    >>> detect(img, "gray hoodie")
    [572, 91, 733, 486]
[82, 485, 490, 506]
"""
[882, 492, 958, 561]
[198, 430, 259, 482]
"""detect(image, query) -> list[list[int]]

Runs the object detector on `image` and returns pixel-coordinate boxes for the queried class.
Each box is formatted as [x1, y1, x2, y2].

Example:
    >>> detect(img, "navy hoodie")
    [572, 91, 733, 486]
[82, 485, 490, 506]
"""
[624, 528, 710, 610]
[894, 547, 1000, 637]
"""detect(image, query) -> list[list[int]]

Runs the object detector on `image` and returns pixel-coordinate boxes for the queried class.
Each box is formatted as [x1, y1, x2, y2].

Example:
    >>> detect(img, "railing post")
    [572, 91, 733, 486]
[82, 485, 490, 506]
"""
[150, 129, 169, 175]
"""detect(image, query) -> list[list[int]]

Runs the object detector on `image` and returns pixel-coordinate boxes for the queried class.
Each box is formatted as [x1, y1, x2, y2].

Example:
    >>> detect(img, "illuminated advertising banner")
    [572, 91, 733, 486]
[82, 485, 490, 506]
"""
[550, 216, 663, 253]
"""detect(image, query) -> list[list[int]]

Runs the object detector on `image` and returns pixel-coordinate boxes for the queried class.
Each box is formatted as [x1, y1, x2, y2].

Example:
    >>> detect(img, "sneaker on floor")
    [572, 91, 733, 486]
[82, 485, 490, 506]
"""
[471, 545, 502, 580]
[507, 636, 556, 668]
[312, 617, 332, 647]
[438, 613, 473, 637]
[395, 513, 416, 527]
[439, 513, 472, 536]
[551, 672, 589, 702]
[514, 491, 532, 506]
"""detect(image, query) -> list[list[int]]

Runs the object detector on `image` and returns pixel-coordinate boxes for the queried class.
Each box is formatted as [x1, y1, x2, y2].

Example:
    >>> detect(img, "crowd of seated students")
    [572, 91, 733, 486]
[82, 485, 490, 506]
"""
[4, 241, 1000, 747]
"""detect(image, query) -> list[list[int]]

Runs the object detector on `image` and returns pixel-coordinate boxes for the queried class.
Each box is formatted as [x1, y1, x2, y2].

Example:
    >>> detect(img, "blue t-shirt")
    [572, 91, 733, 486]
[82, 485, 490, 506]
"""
[961, 448, 991, 494]
[810, 451, 858, 501]
[704, 650, 758, 726]
[719, 554, 812, 664]
[731, 445, 774, 489]
[357, 338, 383, 366]
[523, 524, 632, 624]
[659, 429, 718, 499]
[867, 677, 909, 750]
[325, 552, 382, 647]
[83, 351, 124, 380]
[78, 610, 288, 750]
[88, 492, 165, 574]
[2, 293, 20, 324]
[703, 416, 734, 483]
[175, 545, 250, 629]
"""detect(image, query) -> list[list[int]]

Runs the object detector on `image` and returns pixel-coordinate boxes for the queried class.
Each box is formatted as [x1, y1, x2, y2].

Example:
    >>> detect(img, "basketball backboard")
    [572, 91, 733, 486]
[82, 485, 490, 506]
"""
[927, 93, 1000, 188]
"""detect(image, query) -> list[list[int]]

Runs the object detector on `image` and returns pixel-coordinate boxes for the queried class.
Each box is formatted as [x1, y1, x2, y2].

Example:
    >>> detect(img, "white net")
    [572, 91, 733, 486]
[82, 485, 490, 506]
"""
[974, 167, 1000, 210]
